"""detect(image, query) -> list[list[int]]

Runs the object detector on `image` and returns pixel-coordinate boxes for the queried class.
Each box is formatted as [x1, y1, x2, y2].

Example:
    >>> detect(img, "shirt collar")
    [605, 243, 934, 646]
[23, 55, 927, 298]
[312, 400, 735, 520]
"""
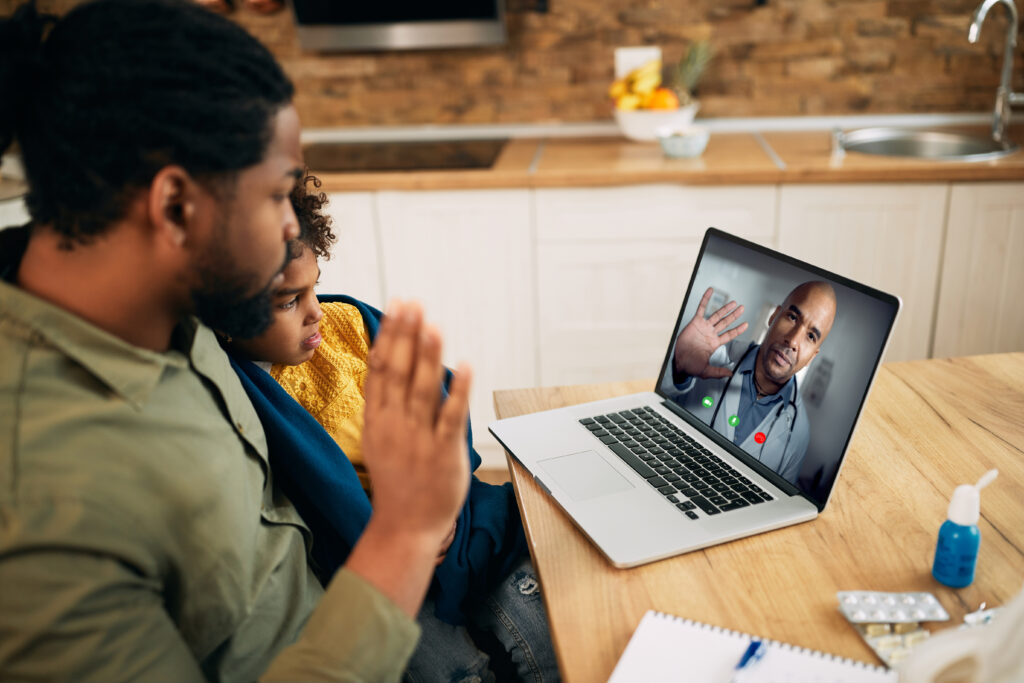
[0, 234, 191, 409]
[739, 342, 794, 404]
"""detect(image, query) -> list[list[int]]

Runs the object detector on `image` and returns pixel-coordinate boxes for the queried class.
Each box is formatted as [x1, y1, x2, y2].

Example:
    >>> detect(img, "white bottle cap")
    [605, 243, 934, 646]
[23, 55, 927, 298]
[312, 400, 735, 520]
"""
[947, 469, 998, 526]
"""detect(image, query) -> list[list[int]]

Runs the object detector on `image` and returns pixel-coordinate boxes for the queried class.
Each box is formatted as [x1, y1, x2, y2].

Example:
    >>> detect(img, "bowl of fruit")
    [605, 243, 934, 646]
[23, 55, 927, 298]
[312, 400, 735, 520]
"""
[609, 43, 711, 142]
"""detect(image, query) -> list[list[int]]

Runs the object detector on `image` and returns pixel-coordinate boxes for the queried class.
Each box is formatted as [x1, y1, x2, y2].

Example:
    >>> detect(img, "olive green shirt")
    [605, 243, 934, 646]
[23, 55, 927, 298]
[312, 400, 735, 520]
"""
[0, 232, 419, 681]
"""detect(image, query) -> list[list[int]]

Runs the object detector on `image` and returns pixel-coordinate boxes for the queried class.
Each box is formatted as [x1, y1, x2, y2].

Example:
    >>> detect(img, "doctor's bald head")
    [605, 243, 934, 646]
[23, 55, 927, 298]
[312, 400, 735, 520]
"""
[759, 281, 838, 387]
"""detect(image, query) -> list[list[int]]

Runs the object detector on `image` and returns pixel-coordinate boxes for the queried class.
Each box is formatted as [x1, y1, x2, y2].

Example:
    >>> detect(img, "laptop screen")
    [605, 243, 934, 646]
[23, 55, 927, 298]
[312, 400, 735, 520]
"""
[655, 229, 900, 510]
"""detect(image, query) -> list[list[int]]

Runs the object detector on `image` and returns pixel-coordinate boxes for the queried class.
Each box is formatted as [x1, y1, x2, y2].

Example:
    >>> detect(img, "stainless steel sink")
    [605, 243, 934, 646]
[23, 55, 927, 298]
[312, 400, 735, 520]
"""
[835, 127, 1018, 162]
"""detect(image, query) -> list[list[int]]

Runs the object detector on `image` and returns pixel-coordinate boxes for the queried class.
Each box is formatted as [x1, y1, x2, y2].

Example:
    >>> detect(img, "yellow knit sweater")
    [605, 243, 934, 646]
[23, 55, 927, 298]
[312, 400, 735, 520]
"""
[271, 302, 371, 489]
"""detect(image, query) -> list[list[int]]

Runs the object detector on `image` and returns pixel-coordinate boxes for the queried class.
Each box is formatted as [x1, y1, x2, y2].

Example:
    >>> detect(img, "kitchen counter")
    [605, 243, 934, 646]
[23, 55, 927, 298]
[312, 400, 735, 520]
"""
[312, 125, 1024, 192]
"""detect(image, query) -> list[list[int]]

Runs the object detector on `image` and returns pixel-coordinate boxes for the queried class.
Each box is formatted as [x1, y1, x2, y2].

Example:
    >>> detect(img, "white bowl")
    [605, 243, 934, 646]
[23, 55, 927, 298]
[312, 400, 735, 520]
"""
[656, 126, 710, 158]
[614, 102, 699, 142]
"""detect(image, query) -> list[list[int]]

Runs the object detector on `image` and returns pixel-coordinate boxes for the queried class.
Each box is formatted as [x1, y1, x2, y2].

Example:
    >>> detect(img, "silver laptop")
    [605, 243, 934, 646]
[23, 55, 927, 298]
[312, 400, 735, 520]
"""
[489, 228, 900, 568]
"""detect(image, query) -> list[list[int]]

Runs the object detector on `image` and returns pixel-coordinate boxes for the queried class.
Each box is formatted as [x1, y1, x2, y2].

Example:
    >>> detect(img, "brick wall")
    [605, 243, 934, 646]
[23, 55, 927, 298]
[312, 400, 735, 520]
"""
[9, 0, 1023, 127]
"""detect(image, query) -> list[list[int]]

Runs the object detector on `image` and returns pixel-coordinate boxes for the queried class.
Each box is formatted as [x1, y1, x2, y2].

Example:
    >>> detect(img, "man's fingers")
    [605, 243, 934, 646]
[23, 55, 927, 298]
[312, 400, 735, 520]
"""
[383, 301, 423, 408]
[702, 366, 734, 380]
[714, 304, 745, 333]
[366, 300, 401, 413]
[435, 363, 472, 445]
[408, 324, 444, 425]
[719, 321, 749, 345]
[694, 287, 713, 319]
[708, 300, 739, 326]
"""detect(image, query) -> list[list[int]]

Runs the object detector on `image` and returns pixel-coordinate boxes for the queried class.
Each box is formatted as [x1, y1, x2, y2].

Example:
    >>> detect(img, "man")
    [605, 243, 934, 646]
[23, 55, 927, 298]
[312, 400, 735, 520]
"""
[0, 1, 470, 680]
[664, 282, 838, 484]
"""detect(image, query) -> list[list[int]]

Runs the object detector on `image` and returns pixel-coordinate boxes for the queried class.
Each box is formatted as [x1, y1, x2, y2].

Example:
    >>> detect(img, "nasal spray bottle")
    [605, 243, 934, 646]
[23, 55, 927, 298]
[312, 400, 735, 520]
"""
[931, 469, 998, 588]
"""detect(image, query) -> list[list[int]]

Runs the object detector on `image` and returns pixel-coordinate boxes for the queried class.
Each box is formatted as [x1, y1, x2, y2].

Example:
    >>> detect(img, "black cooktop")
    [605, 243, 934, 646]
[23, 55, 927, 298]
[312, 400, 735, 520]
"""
[303, 139, 508, 173]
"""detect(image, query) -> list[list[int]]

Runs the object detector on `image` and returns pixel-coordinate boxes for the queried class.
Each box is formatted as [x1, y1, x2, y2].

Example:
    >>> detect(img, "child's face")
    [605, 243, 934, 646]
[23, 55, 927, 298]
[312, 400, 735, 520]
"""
[232, 246, 323, 366]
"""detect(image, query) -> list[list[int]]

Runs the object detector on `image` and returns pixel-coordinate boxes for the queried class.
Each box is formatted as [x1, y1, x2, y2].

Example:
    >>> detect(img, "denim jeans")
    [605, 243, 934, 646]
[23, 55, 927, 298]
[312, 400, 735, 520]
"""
[404, 556, 560, 683]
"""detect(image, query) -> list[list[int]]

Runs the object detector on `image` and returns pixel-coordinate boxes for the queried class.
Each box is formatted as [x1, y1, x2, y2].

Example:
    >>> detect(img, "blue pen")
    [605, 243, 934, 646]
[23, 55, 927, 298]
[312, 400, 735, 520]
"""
[730, 639, 766, 683]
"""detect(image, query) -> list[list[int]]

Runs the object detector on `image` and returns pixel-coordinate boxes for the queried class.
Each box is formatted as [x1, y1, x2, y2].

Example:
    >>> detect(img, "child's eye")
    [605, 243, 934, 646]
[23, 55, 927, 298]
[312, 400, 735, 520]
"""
[278, 296, 299, 310]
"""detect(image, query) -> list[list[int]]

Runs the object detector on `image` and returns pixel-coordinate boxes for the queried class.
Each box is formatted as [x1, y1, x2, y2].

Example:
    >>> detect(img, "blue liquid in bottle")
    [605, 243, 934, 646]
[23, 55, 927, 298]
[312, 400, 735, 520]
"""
[932, 519, 981, 588]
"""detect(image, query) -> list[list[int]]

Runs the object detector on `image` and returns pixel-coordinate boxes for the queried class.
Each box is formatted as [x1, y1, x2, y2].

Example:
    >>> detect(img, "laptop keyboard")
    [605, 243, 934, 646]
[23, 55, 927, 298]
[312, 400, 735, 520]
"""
[579, 406, 774, 519]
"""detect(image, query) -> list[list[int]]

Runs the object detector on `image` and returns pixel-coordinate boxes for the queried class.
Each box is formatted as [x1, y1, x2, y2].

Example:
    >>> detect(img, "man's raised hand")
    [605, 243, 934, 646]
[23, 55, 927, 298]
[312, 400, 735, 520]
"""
[672, 287, 748, 381]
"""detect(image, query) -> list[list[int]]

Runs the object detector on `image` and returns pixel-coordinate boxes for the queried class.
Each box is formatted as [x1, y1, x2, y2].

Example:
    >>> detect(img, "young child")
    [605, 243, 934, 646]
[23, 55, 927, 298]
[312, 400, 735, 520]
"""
[226, 175, 559, 682]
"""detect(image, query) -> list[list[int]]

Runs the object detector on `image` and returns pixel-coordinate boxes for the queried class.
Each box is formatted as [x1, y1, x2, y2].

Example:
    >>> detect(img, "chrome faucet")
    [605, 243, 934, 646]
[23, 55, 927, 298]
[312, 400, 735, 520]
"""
[969, 0, 1023, 144]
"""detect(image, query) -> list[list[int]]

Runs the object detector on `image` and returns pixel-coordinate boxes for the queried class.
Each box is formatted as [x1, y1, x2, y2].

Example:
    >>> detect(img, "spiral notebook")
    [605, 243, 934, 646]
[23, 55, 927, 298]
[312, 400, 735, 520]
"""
[608, 610, 896, 683]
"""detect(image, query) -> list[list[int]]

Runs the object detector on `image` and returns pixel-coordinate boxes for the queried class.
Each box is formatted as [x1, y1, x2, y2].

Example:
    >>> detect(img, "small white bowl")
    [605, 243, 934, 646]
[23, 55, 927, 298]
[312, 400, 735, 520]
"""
[614, 102, 699, 142]
[656, 125, 710, 158]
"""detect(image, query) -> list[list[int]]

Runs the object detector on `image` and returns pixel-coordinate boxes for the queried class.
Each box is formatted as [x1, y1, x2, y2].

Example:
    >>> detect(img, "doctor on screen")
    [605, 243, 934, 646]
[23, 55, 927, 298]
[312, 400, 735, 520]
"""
[664, 281, 838, 484]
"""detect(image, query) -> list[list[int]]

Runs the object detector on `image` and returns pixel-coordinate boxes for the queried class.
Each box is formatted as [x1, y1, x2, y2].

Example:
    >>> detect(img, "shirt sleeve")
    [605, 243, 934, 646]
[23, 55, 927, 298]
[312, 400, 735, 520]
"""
[0, 549, 207, 681]
[0, 551, 420, 683]
[262, 569, 421, 683]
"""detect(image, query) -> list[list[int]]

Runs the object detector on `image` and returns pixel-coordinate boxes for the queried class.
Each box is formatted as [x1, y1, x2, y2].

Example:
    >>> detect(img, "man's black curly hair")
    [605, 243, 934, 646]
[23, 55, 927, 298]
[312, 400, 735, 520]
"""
[0, 0, 294, 247]
[289, 173, 336, 262]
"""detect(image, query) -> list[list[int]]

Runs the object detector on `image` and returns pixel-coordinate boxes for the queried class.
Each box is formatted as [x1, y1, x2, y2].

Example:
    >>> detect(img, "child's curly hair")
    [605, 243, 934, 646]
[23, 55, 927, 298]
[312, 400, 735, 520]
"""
[289, 173, 336, 261]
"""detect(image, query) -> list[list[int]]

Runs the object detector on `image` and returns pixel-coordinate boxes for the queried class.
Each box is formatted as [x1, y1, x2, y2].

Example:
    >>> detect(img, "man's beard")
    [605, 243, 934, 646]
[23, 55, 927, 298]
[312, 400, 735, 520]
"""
[191, 266, 277, 340]
[188, 216, 286, 340]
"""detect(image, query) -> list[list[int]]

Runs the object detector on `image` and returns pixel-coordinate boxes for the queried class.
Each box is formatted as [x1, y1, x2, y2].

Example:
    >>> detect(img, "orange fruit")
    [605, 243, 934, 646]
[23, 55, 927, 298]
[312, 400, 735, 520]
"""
[645, 87, 680, 110]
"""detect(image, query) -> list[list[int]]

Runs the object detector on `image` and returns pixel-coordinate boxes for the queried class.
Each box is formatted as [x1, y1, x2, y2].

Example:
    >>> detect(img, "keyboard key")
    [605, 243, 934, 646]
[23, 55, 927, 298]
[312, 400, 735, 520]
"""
[595, 416, 610, 423]
[599, 435, 618, 445]
[663, 472, 681, 483]
[607, 443, 656, 478]
[741, 492, 764, 505]
[689, 496, 720, 515]
[592, 429, 609, 437]
[579, 418, 595, 425]
[709, 495, 729, 506]
[658, 485, 676, 495]
[685, 510, 699, 520]
[584, 423, 602, 431]
[679, 501, 696, 511]
[665, 494, 679, 503]
[719, 499, 750, 512]
[646, 476, 668, 488]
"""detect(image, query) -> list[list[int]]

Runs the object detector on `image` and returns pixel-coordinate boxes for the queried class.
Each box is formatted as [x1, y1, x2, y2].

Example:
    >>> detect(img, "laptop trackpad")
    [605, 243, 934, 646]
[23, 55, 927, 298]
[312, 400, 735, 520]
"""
[538, 450, 634, 502]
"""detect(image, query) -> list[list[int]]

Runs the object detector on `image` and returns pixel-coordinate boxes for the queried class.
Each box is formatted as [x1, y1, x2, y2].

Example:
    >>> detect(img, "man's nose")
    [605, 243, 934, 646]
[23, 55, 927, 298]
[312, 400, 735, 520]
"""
[283, 203, 300, 242]
[782, 327, 799, 349]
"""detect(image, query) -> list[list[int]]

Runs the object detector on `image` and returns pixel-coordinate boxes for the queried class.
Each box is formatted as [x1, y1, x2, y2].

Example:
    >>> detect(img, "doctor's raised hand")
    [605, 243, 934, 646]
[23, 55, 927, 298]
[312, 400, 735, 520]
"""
[672, 287, 749, 382]
[342, 300, 472, 618]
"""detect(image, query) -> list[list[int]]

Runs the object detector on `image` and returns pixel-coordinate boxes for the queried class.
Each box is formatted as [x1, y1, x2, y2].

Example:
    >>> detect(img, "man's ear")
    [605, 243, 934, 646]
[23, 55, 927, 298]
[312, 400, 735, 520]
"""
[147, 166, 198, 248]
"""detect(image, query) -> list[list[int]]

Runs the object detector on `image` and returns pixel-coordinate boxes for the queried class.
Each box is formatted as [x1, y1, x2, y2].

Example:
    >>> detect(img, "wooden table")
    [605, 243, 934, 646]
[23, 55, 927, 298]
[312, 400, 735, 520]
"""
[493, 353, 1024, 682]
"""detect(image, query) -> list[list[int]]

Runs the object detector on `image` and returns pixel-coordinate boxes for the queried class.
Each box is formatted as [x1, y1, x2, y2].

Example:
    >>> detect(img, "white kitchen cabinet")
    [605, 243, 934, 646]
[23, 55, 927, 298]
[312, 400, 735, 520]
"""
[319, 192, 383, 305]
[933, 182, 1024, 358]
[375, 189, 536, 467]
[777, 184, 947, 362]
[535, 185, 778, 386]
[0, 195, 29, 230]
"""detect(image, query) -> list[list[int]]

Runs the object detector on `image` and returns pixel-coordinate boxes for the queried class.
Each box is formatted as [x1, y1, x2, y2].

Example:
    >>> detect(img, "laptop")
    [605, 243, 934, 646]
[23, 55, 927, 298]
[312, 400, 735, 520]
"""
[489, 228, 900, 568]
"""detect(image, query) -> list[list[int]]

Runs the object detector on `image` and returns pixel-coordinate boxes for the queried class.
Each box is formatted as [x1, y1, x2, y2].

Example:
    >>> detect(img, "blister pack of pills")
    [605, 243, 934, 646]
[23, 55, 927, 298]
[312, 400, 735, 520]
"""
[837, 591, 950, 623]
[851, 621, 931, 667]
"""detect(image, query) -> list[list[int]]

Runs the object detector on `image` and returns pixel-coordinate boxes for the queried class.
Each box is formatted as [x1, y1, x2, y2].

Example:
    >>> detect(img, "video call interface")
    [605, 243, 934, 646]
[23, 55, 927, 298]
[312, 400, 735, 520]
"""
[658, 232, 898, 506]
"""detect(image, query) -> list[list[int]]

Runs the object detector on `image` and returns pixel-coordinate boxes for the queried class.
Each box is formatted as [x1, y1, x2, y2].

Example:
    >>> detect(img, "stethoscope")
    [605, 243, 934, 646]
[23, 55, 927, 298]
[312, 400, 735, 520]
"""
[708, 342, 799, 459]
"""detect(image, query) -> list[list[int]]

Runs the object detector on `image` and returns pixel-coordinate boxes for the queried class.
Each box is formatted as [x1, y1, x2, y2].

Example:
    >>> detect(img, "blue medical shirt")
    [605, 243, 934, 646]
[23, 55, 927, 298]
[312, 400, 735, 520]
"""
[734, 346, 794, 444]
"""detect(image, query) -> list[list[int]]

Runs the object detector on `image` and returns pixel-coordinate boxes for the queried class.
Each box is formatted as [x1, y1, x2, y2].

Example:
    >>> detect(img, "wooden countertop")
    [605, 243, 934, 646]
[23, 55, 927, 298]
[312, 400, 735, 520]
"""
[313, 125, 1024, 192]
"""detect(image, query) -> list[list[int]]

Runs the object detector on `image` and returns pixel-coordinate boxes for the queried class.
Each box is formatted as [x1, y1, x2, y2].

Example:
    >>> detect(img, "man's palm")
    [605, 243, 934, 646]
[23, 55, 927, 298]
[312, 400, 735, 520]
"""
[673, 287, 748, 380]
